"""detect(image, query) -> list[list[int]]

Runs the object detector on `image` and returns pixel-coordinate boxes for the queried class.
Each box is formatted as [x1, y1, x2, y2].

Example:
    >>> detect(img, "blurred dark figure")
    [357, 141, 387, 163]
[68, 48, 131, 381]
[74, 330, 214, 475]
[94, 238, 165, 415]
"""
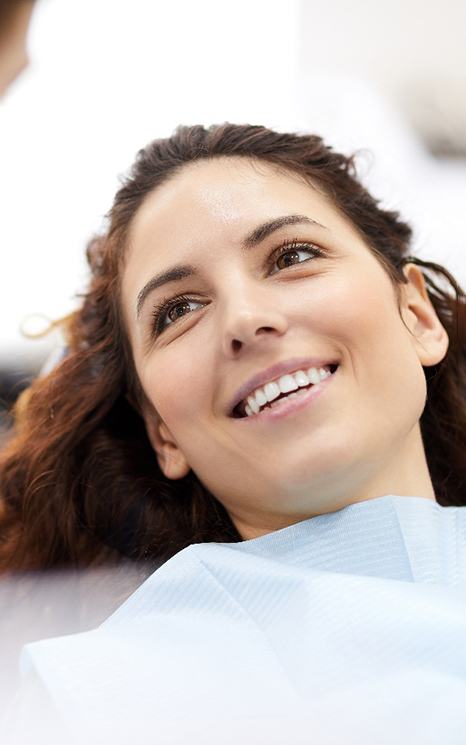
[0, 0, 35, 96]
[0, 1, 37, 441]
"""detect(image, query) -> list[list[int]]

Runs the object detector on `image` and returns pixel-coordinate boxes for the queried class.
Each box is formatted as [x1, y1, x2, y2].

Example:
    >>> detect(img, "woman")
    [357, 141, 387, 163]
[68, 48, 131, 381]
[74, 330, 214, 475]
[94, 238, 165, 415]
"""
[2, 124, 466, 743]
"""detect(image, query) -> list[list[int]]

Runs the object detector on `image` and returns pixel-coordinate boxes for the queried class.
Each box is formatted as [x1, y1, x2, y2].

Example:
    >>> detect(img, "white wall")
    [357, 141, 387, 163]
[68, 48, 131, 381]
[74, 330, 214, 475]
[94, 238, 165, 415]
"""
[300, 0, 466, 95]
[295, 0, 466, 293]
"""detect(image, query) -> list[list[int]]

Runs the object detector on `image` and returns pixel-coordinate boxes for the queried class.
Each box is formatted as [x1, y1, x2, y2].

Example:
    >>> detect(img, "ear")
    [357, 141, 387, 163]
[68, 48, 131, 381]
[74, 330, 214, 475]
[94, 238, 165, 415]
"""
[400, 263, 449, 366]
[143, 412, 191, 480]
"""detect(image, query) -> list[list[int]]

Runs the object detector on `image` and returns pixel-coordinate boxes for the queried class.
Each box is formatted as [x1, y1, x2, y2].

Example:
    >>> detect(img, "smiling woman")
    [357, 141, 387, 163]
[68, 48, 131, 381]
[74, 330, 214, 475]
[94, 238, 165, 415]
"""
[0, 122, 465, 564]
[2, 124, 466, 742]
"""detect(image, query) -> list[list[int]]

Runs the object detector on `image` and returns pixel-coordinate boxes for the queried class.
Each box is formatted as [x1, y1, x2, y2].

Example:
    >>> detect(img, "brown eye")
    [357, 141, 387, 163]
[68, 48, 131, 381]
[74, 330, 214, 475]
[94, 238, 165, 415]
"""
[270, 242, 322, 276]
[151, 295, 204, 337]
[276, 250, 301, 269]
[168, 301, 192, 323]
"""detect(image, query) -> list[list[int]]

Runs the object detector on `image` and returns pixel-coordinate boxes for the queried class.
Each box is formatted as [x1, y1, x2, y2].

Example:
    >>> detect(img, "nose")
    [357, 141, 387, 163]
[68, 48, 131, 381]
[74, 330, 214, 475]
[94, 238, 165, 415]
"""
[221, 282, 289, 357]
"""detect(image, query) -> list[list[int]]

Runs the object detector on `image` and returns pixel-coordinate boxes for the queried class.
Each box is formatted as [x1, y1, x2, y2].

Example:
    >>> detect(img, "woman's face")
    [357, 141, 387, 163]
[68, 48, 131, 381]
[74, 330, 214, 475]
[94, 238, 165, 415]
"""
[121, 157, 448, 537]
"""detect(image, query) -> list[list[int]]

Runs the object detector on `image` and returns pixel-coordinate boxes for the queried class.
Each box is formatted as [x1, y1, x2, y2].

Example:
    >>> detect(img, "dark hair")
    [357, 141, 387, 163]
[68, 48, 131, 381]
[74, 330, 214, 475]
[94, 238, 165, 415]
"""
[1, 123, 465, 571]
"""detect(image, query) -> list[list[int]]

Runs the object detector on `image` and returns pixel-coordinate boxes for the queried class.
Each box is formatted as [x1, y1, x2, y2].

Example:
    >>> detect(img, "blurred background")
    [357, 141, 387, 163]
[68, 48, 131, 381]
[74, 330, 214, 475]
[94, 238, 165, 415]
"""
[1, 0, 465, 434]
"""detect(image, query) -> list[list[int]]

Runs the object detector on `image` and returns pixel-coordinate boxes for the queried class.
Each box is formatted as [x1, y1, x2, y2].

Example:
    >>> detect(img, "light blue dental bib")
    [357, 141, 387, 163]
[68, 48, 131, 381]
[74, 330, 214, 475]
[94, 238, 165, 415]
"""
[7, 494, 466, 744]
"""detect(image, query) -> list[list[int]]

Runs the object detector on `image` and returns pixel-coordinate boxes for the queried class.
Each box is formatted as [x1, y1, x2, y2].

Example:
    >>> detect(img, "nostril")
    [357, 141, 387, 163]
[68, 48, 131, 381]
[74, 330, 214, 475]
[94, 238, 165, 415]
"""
[256, 326, 275, 335]
[231, 339, 242, 353]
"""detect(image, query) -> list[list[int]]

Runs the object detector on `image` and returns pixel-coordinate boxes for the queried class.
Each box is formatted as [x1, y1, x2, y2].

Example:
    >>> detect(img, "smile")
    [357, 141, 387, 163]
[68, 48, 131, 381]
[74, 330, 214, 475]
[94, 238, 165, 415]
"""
[232, 363, 339, 419]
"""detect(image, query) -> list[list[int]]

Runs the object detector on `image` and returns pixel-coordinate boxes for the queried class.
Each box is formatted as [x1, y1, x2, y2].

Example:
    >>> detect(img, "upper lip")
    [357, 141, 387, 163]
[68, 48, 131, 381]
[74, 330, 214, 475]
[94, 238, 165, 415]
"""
[227, 356, 338, 416]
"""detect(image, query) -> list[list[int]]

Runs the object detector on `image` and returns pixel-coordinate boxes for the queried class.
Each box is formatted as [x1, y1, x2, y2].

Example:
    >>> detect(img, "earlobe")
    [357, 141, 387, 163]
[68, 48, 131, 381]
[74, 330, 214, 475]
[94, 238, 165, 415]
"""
[144, 414, 191, 481]
[401, 263, 449, 367]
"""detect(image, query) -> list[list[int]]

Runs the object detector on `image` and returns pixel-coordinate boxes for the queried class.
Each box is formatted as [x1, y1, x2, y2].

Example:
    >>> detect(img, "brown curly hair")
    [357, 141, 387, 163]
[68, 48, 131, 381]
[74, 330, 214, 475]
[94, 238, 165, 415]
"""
[1, 123, 465, 572]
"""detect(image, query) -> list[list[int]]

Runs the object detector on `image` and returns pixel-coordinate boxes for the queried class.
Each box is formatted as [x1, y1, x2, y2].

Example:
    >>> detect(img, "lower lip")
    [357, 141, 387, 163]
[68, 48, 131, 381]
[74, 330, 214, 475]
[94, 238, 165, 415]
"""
[237, 367, 338, 424]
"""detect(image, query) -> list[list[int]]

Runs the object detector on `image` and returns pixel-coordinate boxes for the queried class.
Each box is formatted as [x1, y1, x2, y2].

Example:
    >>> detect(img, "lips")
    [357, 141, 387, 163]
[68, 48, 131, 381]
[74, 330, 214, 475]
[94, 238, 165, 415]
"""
[228, 358, 340, 418]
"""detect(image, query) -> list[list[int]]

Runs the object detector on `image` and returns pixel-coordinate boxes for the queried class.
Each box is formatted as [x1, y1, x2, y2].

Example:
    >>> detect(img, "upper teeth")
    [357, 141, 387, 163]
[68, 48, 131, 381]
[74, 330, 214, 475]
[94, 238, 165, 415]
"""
[244, 366, 333, 417]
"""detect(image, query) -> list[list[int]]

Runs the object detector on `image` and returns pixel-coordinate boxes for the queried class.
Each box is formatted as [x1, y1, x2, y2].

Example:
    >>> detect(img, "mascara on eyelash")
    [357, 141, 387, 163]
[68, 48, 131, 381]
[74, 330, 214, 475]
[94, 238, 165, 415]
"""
[151, 293, 194, 335]
[271, 240, 323, 267]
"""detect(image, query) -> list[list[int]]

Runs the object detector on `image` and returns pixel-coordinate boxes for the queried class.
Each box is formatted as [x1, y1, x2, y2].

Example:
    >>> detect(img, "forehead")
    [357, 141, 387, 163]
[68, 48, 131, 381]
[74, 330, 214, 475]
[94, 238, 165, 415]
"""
[121, 157, 368, 317]
[125, 156, 345, 259]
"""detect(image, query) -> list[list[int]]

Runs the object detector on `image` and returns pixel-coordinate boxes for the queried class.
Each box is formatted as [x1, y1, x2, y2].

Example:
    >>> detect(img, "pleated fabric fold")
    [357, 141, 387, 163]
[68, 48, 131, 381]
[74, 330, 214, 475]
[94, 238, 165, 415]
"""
[6, 494, 466, 744]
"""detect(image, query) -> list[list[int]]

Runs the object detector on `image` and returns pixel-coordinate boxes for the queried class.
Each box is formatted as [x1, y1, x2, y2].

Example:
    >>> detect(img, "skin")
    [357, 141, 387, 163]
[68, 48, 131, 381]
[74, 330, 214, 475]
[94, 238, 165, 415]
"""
[121, 157, 449, 540]
[0, 1, 34, 97]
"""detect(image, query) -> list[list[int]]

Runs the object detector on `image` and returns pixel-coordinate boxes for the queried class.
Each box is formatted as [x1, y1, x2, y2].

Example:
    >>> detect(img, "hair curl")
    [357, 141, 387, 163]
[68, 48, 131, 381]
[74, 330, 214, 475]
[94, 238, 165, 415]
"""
[1, 123, 465, 571]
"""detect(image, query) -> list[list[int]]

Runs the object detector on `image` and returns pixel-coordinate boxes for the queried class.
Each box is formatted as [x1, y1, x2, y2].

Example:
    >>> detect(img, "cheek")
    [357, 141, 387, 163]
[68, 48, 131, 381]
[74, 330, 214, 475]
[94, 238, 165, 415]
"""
[295, 269, 385, 348]
[334, 276, 426, 415]
[311, 269, 422, 389]
[139, 350, 210, 429]
[316, 269, 396, 349]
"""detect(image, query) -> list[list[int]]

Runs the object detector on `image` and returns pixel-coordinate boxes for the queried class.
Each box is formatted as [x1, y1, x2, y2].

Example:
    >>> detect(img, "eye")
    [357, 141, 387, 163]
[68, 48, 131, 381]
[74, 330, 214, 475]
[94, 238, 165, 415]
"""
[269, 241, 323, 275]
[151, 294, 204, 336]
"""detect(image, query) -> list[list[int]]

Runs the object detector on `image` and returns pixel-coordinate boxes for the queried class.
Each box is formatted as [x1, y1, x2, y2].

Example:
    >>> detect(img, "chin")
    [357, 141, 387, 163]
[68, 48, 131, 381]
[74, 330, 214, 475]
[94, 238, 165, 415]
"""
[271, 453, 359, 502]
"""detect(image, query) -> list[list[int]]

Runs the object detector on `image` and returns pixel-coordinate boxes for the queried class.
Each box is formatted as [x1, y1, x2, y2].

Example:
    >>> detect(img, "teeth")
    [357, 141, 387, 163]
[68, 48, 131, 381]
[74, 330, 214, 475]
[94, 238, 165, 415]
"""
[307, 367, 321, 385]
[247, 395, 260, 414]
[263, 381, 281, 402]
[271, 388, 308, 405]
[278, 374, 299, 394]
[255, 388, 268, 407]
[294, 370, 310, 387]
[242, 365, 335, 417]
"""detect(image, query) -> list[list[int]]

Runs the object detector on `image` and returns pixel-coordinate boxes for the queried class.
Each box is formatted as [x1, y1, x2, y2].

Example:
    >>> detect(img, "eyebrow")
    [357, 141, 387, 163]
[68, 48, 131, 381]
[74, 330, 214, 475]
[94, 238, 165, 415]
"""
[136, 213, 326, 319]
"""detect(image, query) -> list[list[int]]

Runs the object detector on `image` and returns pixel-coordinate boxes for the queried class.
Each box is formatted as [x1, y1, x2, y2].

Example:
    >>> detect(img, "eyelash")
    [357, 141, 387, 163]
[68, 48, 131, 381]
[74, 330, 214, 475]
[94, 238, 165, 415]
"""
[150, 240, 324, 337]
